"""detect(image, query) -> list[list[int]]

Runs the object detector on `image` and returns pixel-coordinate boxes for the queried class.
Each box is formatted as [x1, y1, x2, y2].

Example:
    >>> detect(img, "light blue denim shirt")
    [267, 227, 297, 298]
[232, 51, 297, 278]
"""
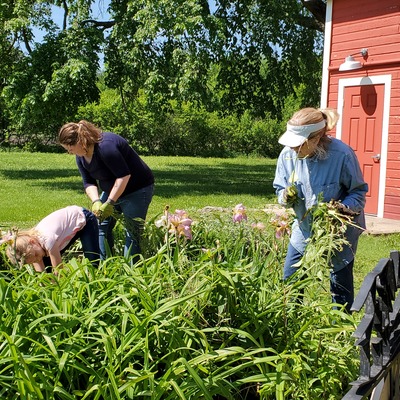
[273, 137, 368, 271]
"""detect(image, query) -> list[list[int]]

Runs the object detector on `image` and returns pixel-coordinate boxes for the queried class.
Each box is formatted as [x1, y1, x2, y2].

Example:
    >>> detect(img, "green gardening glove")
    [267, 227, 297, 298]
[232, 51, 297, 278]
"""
[282, 185, 299, 207]
[91, 200, 103, 217]
[98, 201, 114, 221]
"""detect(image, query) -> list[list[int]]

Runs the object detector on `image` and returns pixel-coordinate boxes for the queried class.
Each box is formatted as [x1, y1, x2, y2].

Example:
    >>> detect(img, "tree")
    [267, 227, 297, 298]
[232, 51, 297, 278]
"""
[1, 0, 326, 141]
[1, 1, 102, 141]
[103, 0, 324, 118]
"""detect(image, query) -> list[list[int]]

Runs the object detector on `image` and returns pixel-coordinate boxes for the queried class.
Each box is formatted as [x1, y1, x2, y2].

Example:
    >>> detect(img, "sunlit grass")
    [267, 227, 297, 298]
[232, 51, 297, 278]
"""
[0, 152, 277, 227]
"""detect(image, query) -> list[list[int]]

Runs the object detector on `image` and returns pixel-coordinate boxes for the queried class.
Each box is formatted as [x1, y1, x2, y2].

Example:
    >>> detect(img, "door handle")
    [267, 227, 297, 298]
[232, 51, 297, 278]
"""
[371, 154, 381, 162]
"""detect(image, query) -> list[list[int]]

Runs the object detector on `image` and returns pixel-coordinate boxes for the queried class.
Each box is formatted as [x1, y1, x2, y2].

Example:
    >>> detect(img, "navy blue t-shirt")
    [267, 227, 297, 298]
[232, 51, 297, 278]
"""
[76, 132, 154, 196]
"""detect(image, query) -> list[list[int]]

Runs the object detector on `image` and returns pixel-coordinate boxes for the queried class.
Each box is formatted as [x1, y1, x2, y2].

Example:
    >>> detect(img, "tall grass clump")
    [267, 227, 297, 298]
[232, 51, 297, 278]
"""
[0, 205, 359, 399]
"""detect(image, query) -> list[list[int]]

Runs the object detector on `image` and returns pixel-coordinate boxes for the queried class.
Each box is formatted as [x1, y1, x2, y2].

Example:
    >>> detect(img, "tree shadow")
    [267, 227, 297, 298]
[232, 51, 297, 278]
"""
[0, 161, 277, 198]
[0, 168, 84, 192]
[152, 162, 276, 198]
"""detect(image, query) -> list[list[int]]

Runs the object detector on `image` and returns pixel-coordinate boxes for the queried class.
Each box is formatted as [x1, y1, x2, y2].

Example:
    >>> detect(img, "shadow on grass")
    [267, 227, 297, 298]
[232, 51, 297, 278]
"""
[0, 161, 277, 198]
[153, 162, 276, 198]
[0, 168, 84, 192]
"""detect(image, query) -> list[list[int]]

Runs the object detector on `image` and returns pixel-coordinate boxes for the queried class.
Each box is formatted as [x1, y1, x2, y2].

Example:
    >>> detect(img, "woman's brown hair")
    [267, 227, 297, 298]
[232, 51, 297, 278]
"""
[58, 120, 102, 154]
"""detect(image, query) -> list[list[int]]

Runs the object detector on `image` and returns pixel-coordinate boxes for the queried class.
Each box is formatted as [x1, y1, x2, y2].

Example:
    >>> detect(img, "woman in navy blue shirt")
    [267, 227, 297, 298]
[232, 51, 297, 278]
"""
[59, 120, 154, 261]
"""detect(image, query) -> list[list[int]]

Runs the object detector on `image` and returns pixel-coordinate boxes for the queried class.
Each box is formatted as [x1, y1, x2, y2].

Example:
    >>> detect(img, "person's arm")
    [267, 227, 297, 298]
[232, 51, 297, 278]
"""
[273, 154, 291, 206]
[85, 184, 101, 203]
[107, 175, 131, 203]
[340, 152, 369, 213]
[48, 245, 63, 275]
[32, 260, 46, 273]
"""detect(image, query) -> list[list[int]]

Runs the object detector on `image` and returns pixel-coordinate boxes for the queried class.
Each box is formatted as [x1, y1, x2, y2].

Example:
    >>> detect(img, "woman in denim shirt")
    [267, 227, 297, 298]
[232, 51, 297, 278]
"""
[273, 107, 368, 312]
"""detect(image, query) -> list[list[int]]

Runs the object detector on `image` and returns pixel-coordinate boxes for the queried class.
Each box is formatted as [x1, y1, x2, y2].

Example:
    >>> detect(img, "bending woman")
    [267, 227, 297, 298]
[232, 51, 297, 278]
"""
[58, 120, 154, 261]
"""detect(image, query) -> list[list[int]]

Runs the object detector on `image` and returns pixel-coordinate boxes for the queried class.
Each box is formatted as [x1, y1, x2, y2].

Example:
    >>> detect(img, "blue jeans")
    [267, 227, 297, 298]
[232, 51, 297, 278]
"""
[99, 184, 154, 260]
[74, 208, 100, 266]
[283, 243, 354, 312]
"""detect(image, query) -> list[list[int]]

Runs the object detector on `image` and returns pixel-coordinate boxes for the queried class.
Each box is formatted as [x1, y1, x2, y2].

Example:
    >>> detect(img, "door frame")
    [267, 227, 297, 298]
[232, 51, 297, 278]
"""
[336, 75, 391, 218]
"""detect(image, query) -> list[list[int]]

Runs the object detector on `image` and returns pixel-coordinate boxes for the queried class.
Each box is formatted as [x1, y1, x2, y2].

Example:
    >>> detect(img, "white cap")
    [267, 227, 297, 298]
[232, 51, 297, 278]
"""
[278, 120, 326, 147]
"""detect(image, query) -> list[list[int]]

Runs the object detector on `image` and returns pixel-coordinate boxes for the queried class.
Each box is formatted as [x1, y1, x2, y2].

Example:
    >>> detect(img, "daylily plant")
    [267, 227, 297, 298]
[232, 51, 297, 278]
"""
[270, 213, 291, 239]
[232, 203, 247, 223]
[0, 229, 16, 246]
[251, 222, 266, 231]
[155, 207, 193, 240]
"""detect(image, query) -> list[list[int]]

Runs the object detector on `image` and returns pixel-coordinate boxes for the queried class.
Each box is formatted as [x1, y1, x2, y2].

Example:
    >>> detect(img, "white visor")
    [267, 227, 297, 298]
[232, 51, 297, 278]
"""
[278, 120, 326, 147]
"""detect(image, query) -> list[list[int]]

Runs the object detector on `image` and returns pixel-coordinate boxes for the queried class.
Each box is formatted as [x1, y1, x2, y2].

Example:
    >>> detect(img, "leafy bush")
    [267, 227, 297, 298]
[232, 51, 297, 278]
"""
[0, 207, 359, 399]
[76, 95, 283, 158]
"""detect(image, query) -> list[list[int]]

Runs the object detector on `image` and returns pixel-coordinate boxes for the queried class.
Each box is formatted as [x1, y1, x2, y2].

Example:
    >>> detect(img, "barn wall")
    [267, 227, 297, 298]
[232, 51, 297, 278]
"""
[327, 0, 400, 219]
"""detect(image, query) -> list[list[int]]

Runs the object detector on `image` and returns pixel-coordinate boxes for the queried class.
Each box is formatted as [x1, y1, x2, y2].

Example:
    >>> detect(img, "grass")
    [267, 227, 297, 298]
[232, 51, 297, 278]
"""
[0, 150, 399, 291]
[0, 152, 276, 227]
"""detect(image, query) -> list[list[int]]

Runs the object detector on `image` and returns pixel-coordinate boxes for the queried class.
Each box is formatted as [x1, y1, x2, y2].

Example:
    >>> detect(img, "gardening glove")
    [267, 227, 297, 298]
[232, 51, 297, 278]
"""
[98, 200, 115, 221]
[333, 201, 360, 217]
[282, 185, 298, 207]
[91, 200, 103, 217]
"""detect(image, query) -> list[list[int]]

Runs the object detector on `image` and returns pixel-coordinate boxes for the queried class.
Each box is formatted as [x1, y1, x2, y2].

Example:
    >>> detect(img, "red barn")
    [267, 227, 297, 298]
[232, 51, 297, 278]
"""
[321, 0, 400, 219]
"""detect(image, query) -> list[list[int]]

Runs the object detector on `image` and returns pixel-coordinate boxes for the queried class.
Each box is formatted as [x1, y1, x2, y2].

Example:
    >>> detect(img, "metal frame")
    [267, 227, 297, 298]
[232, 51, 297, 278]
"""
[343, 251, 400, 399]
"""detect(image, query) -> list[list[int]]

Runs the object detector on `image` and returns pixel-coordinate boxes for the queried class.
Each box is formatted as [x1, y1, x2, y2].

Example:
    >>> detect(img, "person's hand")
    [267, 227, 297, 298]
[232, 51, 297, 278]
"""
[333, 201, 360, 217]
[98, 201, 114, 221]
[91, 200, 102, 217]
[282, 185, 298, 206]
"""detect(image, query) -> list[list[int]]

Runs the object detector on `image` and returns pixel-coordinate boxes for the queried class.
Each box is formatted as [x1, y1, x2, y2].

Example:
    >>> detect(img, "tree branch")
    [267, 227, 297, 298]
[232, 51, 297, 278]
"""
[301, 0, 326, 32]
[80, 19, 116, 31]
[22, 28, 32, 54]
[62, 0, 69, 30]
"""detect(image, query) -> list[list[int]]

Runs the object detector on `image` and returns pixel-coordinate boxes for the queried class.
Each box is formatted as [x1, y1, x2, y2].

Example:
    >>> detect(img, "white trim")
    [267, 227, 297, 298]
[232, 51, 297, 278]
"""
[320, 0, 333, 108]
[336, 75, 392, 218]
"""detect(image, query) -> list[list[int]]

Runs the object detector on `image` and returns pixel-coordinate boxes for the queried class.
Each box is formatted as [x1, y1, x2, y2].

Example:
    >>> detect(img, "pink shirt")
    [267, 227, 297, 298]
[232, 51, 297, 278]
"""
[35, 206, 86, 252]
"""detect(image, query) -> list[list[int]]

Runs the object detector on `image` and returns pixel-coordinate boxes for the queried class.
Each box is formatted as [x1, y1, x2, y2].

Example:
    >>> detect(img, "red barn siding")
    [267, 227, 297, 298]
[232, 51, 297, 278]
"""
[327, 0, 400, 219]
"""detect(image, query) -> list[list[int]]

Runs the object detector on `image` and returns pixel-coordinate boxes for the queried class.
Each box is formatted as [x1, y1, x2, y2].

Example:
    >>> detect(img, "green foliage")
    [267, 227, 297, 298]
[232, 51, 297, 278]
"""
[104, 0, 322, 118]
[76, 86, 125, 132]
[1, 1, 323, 154]
[0, 209, 359, 398]
[0, 151, 397, 398]
[1, 15, 101, 143]
[77, 96, 284, 158]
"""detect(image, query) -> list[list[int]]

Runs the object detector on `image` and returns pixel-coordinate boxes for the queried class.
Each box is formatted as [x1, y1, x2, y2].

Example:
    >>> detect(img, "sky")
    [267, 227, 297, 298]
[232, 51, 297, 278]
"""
[32, 0, 217, 43]
[32, 0, 111, 43]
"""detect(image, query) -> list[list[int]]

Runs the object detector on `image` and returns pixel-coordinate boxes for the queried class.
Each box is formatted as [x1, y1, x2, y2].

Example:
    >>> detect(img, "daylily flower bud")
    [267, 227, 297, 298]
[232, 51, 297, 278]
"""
[233, 203, 247, 222]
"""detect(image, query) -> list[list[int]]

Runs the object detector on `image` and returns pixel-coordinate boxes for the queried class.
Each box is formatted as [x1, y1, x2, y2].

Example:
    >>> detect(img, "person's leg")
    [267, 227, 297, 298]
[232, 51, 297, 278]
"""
[330, 260, 354, 312]
[98, 217, 116, 260]
[76, 209, 100, 266]
[98, 192, 116, 260]
[118, 184, 154, 259]
[283, 243, 303, 281]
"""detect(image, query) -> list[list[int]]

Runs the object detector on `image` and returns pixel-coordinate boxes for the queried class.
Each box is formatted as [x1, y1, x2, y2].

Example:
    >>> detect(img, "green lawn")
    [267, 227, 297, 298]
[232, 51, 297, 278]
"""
[0, 152, 277, 227]
[1, 150, 398, 291]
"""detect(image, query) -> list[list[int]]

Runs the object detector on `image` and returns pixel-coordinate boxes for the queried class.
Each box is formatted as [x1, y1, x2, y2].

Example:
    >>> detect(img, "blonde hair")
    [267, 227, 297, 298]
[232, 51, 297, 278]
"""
[58, 120, 102, 154]
[5, 230, 40, 265]
[289, 107, 339, 156]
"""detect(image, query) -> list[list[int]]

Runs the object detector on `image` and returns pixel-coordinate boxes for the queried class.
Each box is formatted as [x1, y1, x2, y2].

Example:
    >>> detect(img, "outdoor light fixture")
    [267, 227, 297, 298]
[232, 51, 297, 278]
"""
[339, 48, 368, 71]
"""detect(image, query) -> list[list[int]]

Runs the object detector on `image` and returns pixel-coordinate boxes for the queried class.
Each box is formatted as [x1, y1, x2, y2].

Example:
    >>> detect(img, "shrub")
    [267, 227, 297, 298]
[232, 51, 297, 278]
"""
[77, 96, 283, 158]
